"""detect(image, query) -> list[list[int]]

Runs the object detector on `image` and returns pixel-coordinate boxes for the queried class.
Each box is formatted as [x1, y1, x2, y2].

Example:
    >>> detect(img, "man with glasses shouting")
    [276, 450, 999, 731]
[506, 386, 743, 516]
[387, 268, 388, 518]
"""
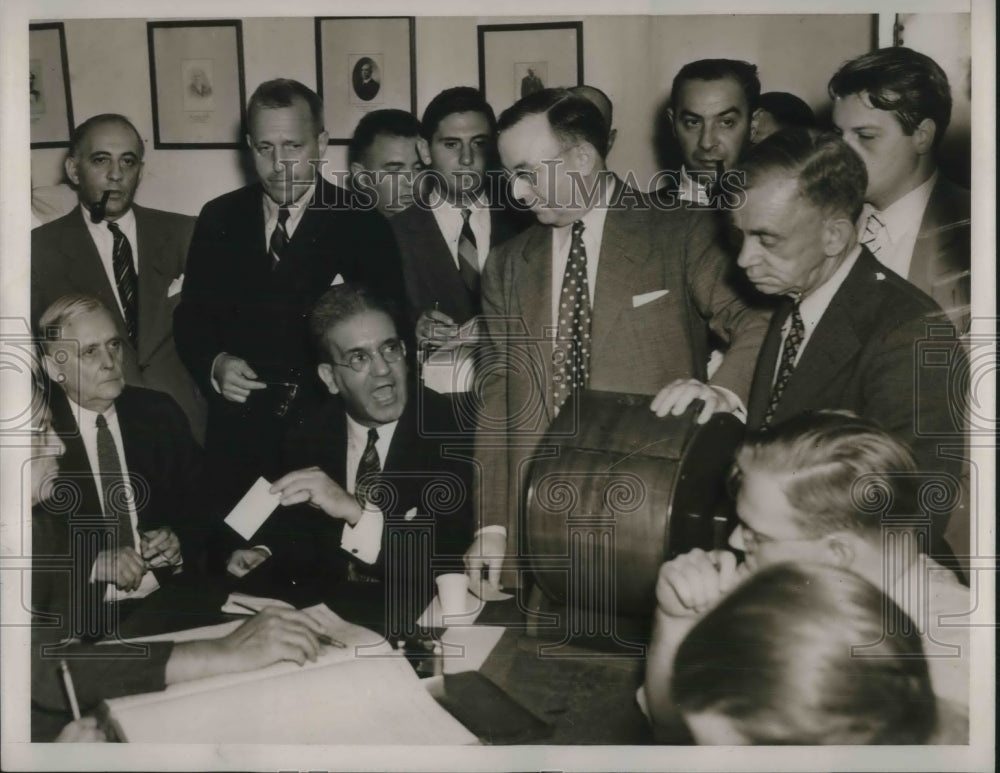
[641, 411, 970, 742]
[224, 284, 473, 637]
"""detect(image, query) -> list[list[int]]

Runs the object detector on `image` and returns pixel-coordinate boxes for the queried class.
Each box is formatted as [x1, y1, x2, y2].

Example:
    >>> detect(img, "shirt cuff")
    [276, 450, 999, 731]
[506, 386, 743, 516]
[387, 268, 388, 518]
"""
[252, 545, 272, 557]
[709, 385, 747, 423]
[340, 507, 384, 565]
[476, 525, 507, 539]
[209, 352, 227, 394]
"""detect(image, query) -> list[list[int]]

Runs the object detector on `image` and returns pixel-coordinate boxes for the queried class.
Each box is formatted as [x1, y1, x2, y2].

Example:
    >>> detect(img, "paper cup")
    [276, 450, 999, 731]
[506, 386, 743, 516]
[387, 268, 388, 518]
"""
[436, 573, 470, 616]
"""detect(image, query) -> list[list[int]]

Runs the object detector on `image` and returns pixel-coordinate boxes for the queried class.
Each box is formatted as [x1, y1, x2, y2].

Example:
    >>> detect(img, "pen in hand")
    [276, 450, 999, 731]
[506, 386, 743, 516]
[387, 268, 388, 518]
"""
[60, 659, 82, 720]
[318, 634, 347, 649]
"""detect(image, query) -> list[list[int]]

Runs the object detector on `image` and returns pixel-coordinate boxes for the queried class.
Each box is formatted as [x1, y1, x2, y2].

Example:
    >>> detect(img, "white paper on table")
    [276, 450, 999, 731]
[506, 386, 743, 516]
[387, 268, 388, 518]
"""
[221, 592, 295, 615]
[468, 575, 513, 602]
[417, 591, 484, 628]
[440, 625, 506, 674]
[223, 476, 281, 540]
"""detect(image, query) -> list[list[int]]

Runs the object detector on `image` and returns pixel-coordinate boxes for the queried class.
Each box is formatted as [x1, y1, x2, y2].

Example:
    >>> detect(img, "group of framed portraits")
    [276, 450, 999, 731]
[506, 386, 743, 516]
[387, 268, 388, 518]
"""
[29, 18, 584, 150]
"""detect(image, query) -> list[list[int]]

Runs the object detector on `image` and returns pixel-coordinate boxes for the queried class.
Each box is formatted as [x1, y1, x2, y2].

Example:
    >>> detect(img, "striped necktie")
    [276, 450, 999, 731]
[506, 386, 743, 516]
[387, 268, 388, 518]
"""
[269, 206, 291, 270]
[457, 208, 480, 296]
[763, 302, 805, 428]
[553, 220, 592, 413]
[107, 221, 138, 345]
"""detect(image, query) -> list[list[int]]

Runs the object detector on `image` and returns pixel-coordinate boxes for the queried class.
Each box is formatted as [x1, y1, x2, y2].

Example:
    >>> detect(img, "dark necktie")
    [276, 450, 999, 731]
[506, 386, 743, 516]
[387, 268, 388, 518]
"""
[457, 208, 481, 296]
[106, 222, 138, 345]
[763, 302, 805, 427]
[269, 206, 291, 270]
[553, 220, 592, 413]
[354, 427, 381, 509]
[95, 414, 136, 551]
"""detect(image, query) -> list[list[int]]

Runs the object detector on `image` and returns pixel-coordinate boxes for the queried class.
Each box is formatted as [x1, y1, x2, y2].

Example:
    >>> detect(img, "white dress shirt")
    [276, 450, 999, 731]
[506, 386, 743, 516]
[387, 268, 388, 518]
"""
[80, 205, 139, 322]
[858, 172, 937, 279]
[340, 414, 399, 565]
[676, 165, 711, 206]
[773, 245, 862, 384]
[427, 189, 491, 270]
[74, 400, 159, 601]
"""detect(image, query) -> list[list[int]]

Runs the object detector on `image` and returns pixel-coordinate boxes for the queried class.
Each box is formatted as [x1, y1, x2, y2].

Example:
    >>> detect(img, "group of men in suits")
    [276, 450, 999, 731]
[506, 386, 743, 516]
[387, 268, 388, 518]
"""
[28, 42, 972, 741]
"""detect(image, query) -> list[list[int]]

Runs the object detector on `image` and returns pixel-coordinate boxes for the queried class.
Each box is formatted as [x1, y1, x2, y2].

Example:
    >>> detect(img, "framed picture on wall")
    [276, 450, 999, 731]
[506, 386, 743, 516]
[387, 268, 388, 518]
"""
[315, 16, 416, 144]
[28, 23, 74, 148]
[147, 20, 247, 149]
[478, 22, 583, 114]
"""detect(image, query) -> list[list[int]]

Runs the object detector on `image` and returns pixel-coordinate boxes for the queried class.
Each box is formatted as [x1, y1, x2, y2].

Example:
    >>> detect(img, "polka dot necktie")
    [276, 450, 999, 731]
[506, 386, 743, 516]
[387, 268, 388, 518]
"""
[269, 206, 291, 270]
[553, 220, 592, 412]
[763, 302, 804, 428]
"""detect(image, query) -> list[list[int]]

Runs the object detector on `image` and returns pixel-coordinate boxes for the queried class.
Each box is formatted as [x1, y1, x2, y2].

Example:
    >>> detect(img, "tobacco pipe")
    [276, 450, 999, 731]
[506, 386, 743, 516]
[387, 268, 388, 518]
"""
[89, 190, 112, 223]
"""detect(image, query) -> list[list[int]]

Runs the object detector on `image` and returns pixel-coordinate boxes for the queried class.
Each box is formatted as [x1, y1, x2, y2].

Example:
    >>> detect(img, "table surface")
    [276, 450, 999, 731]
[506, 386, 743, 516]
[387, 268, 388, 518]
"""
[112, 575, 657, 746]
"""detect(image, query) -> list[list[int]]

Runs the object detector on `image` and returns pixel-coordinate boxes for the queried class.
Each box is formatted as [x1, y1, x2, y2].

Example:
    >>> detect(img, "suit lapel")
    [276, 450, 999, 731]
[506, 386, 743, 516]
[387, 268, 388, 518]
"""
[114, 389, 153, 529]
[133, 206, 174, 363]
[589, 201, 643, 363]
[58, 212, 129, 333]
[515, 225, 557, 421]
[416, 207, 476, 318]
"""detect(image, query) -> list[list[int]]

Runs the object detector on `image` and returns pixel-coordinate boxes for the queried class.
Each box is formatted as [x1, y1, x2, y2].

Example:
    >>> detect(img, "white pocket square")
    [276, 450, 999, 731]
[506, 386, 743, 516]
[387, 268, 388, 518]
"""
[331, 273, 345, 286]
[404, 507, 418, 521]
[632, 289, 669, 308]
[167, 274, 184, 297]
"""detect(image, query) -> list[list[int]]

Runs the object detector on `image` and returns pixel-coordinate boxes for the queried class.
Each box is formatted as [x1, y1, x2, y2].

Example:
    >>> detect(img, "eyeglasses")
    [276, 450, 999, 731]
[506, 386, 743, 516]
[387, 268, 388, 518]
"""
[734, 517, 817, 552]
[331, 339, 406, 373]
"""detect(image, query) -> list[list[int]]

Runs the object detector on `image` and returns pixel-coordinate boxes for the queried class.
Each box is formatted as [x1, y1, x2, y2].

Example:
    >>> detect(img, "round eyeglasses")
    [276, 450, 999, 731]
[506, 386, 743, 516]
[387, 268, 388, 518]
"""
[331, 339, 406, 373]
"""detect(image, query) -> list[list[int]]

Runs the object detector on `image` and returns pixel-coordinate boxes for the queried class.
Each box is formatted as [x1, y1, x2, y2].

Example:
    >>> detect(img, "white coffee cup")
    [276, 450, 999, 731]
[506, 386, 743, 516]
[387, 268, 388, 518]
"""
[436, 573, 470, 616]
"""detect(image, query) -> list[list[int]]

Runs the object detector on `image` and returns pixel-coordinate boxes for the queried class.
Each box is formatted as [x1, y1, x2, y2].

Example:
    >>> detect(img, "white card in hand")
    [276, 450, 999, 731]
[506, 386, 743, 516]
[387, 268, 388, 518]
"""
[223, 477, 281, 540]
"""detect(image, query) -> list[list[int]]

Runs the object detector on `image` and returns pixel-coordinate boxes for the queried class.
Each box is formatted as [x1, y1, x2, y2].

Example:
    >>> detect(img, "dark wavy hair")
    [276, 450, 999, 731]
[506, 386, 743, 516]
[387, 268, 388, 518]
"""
[670, 59, 761, 112]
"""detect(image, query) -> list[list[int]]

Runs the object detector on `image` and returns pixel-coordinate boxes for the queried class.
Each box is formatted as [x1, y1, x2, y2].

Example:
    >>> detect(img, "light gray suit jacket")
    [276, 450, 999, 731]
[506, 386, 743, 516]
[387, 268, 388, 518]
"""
[473, 184, 770, 584]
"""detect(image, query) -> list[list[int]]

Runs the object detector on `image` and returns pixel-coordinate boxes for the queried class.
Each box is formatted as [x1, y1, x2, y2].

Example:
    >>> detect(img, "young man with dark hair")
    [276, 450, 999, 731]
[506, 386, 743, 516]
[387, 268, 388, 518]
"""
[830, 47, 969, 332]
[347, 109, 423, 217]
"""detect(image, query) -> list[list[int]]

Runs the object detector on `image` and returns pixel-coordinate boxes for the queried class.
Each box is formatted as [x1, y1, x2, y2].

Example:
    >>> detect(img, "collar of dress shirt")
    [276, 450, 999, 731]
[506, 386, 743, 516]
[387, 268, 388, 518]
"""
[262, 180, 316, 239]
[863, 169, 938, 246]
[427, 187, 490, 265]
[795, 244, 863, 339]
[678, 165, 710, 205]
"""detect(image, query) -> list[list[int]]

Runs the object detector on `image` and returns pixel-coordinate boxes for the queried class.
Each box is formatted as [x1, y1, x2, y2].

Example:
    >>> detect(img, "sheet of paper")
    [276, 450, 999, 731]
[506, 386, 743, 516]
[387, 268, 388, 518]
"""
[221, 592, 294, 615]
[223, 476, 281, 540]
[105, 652, 477, 745]
[417, 591, 484, 628]
[440, 625, 506, 675]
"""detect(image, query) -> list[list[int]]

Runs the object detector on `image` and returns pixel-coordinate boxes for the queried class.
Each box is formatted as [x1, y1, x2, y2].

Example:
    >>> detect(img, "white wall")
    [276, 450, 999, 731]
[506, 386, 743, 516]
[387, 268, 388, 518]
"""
[31, 13, 908, 216]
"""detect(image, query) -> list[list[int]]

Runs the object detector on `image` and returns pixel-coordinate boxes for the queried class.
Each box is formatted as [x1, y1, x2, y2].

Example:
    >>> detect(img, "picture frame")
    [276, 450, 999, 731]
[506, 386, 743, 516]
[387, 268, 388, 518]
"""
[315, 16, 416, 145]
[28, 23, 74, 148]
[147, 20, 247, 149]
[478, 22, 584, 114]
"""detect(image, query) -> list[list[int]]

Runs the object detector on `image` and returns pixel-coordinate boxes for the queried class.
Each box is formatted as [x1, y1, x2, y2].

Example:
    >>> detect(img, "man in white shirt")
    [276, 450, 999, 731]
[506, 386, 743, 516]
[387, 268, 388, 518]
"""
[39, 295, 203, 637]
[830, 47, 970, 332]
[656, 59, 761, 206]
[643, 411, 969, 740]
[31, 113, 206, 442]
[468, 88, 769, 590]
[225, 284, 473, 636]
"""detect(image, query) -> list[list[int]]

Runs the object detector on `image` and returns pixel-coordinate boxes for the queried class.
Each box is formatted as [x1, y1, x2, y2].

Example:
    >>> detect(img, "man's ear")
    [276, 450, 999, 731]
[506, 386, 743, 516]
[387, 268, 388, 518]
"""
[821, 533, 857, 568]
[64, 154, 80, 187]
[822, 216, 855, 257]
[665, 108, 676, 137]
[42, 351, 62, 384]
[317, 363, 339, 395]
[607, 128, 618, 154]
[749, 107, 763, 144]
[349, 161, 365, 180]
[316, 130, 330, 158]
[912, 117, 937, 155]
[571, 141, 597, 176]
[245, 134, 254, 152]
[416, 137, 432, 167]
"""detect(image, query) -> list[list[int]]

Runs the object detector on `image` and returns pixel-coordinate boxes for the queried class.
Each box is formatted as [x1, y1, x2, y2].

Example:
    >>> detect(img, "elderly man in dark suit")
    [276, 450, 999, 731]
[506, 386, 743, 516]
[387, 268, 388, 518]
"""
[31, 113, 206, 442]
[676, 128, 964, 561]
[469, 88, 770, 589]
[830, 47, 970, 333]
[225, 284, 473, 637]
[37, 294, 207, 639]
[174, 79, 407, 508]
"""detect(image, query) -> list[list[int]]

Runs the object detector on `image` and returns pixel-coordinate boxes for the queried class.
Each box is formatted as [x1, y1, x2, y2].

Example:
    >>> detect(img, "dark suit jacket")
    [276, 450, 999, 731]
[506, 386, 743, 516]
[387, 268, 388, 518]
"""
[746, 248, 964, 547]
[31, 205, 207, 443]
[247, 387, 474, 633]
[474, 181, 771, 583]
[909, 175, 970, 333]
[43, 385, 206, 634]
[173, 177, 407, 498]
[390, 200, 529, 325]
[31, 503, 173, 740]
